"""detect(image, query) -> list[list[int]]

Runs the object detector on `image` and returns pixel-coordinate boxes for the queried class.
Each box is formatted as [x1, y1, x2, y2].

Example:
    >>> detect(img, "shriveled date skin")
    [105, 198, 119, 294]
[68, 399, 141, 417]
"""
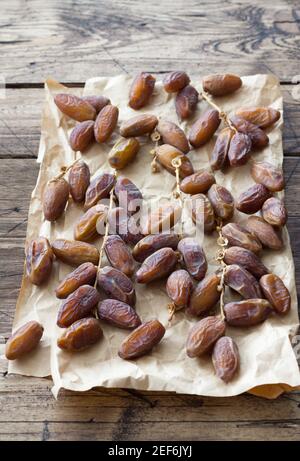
[186, 273, 220, 317]
[251, 161, 284, 192]
[97, 266, 136, 306]
[84, 173, 116, 210]
[210, 127, 234, 170]
[157, 120, 190, 154]
[262, 197, 287, 227]
[186, 316, 226, 358]
[224, 299, 272, 327]
[104, 234, 135, 277]
[163, 71, 190, 93]
[52, 239, 99, 266]
[175, 85, 199, 120]
[108, 207, 144, 245]
[43, 178, 70, 222]
[57, 318, 103, 352]
[57, 285, 100, 328]
[118, 319, 165, 360]
[82, 95, 110, 113]
[230, 115, 269, 149]
[212, 336, 239, 383]
[222, 222, 262, 253]
[191, 193, 216, 233]
[141, 203, 182, 235]
[74, 204, 107, 242]
[129, 72, 156, 110]
[136, 248, 178, 284]
[224, 246, 269, 279]
[178, 237, 207, 281]
[54, 93, 96, 122]
[108, 137, 140, 170]
[132, 232, 179, 263]
[94, 105, 119, 143]
[97, 299, 141, 329]
[115, 177, 143, 215]
[224, 264, 262, 299]
[69, 160, 90, 203]
[189, 109, 221, 148]
[156, 144, 194, 178]
[259, 274, 291, 315]
[180, 170, 215, 195]
[236, 184, 271, 214]
[25, 237, 53, 285]
[228, 132, 252, 167]
[245, 216, 283, 250]
[166, 270, 193, 308]
[120, 114, 158, 137]
[235, 107, 280, 129]
[55, 262, 97, 299]
[5, 321, 44, 360]
[207, 184, 234, 221]
[69, 120, 95, 152]
[202, 74, 242, 97]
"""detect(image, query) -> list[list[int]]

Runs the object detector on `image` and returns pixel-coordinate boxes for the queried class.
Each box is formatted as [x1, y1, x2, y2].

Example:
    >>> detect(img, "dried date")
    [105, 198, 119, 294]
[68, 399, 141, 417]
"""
[52, 239, 99, 266]
[212, 336, 239, 383]
[157, 120, 190, 154]
[259, 274, 291, 315]
[129, 73, 156, 109]
[43, 178, 70, 222]
[69, 160, 90, 203]
[97, 299, 141, 329]
[166, 269, 193, 309]
[186, 316, 226, 357]
[132, 232, 179, 263]
[163, 71, 190, 93]
[94, 105, 119, 143]
[54, 93, 96, 122]
[245, 216, 283, 250]
[224, 246, 269, 279]
[74, 204, 107, 242]
[224, 264, 262, 299]
[262, 197, 287, 227]
[207, 184, 234, 221]
[180, 170, 215, 195]
[104, 234, 135, 277]
[186, 273, 221, 316]
[136, 248, 179, 283]
[118, 319, 165, 359]
[120, 114, 158, 137]
[250, 161, 284, 192]
[57, 318, 103, 351]
[189, 109, 221, 148]
[84, 172, 116, 210]
[236, 184, 271, 214]
[5, 321, 44, 360]
[69, 120, 95, 152]
[224, 298, 272, 327]
[175, 85, 199, 120]
[55, 262, 97, 298]
[177, 237, 207, 281]
[97, 266, 136, 306]
[57, 284, 100, 328]
[25, 237, 53, 285]
[202, 74, 242, 97]
[156, 144, 194, 178]
[221, 223, 262, 253]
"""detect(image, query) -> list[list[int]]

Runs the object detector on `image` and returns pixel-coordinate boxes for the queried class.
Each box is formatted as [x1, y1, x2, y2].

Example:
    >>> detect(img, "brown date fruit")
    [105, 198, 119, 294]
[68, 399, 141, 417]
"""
[163, 71, 190, 93]
[74, 204, 107, 242]
[210, 127, 234, 170]
[230, 115, 269, 149]
[69, 120, 95, 152]
[5, 321, 44, 360]
[57, 318, 103, 352]
[224, 264, 262, 299]
[224, 298, 272, 327]
[108, 137, 140, 170]
[129, 72, 156, 109]
[207, 184, 234, 221]
[43, 178, 70, 222]
[236, 184, 271, 214]
[55, 262, 97, 298]
[178, 237, 207, 281]
[166, 269, 193, 309]
[97, 266, 136, 306]
[228, 132, 252, 167]
[108, 207, 144, 245]
[136, 248, 178, 284]
[191, 193, 216, 233]
[57, 285, 100, 328]
[104, 234, 135, 277]
[84, 172, 116, 210]
[118, 319, 165, 360]
[54, 93, 96, 122]
[186, 273, 221, 317]
[82, 95, 111, 113]
[245, 216, 283, 250]
[224, 246, 269, 279]
[69, 160, 90, 203]
[97, 299, 141, 329]
[259, 274, 291, 315]
[141, 203, 182, 235]
[202, 74, 242, 97]
[25, 237, 53, 286]
[212, 336, 239, 383]
[222, 222, 262, 253]
[52, 239, 99, 266]
[175, 85, 199, 120]
[189, 109, 221, 148]
[115, 177, 143, 215]
[94, 104, 119, 143]
[156, 144, 194, 178]
[235, 107, 280, 129]
[132, 232, 179, 263]
[186, 316, 226, 358]
[250, 161, 284, 192]
[157, 120, 190, 154]
[262, 197, 287, 227]
[120, 114, 158, 137]
[180, 170, 215, 195]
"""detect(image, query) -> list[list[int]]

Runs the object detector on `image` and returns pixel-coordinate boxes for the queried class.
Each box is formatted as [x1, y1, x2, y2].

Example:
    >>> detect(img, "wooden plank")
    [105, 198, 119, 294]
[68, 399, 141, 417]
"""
[0, 0, 300, 83]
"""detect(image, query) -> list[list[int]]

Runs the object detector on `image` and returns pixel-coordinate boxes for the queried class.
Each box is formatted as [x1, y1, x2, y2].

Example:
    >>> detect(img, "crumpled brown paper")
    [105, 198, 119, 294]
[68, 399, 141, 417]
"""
[8, 74, 300, 399]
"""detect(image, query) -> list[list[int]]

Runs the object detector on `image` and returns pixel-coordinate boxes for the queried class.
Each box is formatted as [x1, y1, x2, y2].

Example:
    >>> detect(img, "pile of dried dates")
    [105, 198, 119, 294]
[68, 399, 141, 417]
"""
[6, 72, 291, 386]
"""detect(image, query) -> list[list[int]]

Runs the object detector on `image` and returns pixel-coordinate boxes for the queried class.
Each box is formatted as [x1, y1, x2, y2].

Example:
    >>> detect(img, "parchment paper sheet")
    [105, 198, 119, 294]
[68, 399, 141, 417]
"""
[8, 74, 300, 398]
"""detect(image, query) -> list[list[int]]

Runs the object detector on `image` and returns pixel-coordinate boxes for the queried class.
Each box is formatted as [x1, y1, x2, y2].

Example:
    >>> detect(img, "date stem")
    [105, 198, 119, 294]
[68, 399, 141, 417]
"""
[201, 91, 237, 133]
[149, 131, 161, 173]
[50, 157, 80, 182]
[215, 219, 228, 320]
[171, 156, 184, 238]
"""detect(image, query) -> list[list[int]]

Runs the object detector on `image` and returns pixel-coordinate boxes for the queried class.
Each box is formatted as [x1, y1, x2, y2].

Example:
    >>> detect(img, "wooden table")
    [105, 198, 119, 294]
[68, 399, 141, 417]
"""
[1, 0, 300, 441]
